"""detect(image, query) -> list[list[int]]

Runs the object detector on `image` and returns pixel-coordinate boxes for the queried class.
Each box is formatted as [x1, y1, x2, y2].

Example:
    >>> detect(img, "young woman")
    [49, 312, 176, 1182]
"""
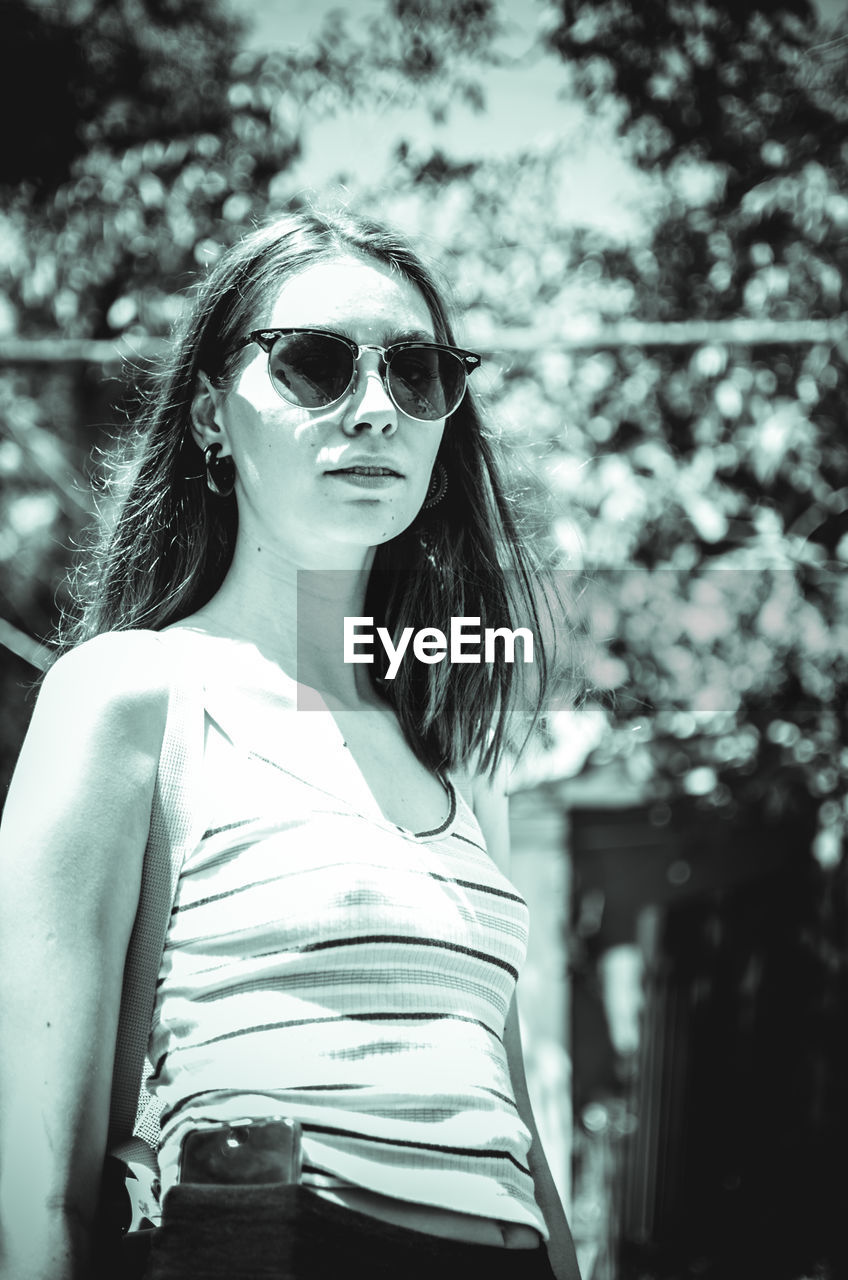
[0, 208, 581, 1279]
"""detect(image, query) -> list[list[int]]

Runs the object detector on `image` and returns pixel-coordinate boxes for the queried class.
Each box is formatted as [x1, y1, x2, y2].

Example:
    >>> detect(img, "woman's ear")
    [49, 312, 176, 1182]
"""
[190, 373, 230, 454]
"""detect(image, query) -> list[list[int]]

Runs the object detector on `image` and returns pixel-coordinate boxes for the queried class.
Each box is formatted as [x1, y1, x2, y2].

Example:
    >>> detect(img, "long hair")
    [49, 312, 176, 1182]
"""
[63, 206, 554, 775]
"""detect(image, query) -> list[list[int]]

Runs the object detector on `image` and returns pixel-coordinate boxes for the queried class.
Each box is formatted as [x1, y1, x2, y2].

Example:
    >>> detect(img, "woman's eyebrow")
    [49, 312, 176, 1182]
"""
[383, 327, 437, 345]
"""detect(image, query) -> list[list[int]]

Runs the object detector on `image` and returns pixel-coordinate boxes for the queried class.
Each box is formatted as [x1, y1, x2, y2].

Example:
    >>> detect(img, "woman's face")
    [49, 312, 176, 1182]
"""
[208, 254, 446, 567]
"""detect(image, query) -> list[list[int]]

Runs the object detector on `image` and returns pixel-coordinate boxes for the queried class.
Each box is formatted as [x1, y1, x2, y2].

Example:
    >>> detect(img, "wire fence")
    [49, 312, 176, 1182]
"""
[0, 318, 846, 367]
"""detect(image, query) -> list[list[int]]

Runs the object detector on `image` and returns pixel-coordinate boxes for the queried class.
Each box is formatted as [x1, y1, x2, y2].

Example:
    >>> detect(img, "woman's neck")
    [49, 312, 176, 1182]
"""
[188, 532, 377, 707]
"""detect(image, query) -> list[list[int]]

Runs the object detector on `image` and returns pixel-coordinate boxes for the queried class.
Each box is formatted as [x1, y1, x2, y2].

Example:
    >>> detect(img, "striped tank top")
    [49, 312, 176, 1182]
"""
[148, 631, 547, 1238]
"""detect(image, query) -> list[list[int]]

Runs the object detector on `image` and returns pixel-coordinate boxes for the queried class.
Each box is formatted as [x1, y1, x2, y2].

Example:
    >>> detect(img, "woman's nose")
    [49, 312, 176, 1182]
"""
[342, 359, 398, 435]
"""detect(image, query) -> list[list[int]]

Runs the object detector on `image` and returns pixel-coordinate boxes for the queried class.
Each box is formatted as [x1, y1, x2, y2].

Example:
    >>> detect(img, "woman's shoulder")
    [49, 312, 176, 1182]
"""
[46, 627, 172, 684]
[3, 633, 173, 849]
[39, 629, 173, 736]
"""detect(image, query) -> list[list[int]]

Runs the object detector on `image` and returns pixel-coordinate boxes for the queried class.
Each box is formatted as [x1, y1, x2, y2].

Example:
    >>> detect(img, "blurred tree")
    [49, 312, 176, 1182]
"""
[543, 0, 841, 192]
[0, 0, 245, 193]
[0, 0, 502, 346]
[525, 0, 848, 838]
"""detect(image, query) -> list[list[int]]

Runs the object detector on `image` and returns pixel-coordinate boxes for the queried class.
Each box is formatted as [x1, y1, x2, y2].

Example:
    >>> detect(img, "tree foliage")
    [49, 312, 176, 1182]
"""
[0, 0, 244, 193]
[520, 0, 848, 853]
[544, 0, 842, 192]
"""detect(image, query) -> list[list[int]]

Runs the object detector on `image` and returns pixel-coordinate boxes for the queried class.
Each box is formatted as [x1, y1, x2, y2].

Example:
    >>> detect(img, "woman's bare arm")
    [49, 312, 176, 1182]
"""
[472, 767, 582, 1280]
[0, 633, 169, 1280]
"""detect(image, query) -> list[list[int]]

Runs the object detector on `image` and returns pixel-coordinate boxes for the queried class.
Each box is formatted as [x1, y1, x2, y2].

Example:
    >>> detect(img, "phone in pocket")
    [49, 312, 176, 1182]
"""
[179, 1117, 303, 1186]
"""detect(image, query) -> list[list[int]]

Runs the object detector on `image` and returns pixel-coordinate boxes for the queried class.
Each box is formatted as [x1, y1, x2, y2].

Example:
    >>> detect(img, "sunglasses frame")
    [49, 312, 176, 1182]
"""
[238, 328, 481, 422]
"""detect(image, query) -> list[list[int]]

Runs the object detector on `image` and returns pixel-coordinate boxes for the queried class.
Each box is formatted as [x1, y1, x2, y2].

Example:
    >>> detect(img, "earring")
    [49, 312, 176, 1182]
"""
[423, 460, 448, 509]
[204, 443, 235, 498]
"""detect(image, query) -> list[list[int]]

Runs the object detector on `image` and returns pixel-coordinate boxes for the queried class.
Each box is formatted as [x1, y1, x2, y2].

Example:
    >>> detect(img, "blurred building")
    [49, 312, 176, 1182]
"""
[510, 747, 845, 1280]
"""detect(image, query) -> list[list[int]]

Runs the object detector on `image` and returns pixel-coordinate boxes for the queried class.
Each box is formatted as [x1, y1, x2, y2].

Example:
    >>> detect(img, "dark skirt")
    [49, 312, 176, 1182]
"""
[135, 1183, 557, 1280]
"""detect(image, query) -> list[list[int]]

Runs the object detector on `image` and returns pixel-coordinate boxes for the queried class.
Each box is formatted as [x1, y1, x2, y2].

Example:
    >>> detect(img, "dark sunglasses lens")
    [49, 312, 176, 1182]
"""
[389, 348, 466, 420]
[268, 333, 353, 407]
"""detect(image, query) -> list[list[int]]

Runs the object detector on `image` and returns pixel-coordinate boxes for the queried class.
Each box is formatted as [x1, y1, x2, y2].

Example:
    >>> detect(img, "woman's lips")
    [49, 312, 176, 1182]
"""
[326, 465, 403, 489]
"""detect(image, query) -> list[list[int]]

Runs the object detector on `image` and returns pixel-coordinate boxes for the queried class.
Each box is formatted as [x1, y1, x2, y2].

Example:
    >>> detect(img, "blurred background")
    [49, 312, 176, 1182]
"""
[1, 1, 847, 1276]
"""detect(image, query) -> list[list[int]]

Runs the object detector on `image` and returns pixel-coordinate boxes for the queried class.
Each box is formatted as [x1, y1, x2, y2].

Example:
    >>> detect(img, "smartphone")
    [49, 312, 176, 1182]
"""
[179, 1117, 303, 1186]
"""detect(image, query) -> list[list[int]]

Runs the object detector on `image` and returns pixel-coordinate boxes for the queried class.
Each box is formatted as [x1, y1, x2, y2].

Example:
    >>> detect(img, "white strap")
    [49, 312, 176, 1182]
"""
[107, 669, 204, 1161]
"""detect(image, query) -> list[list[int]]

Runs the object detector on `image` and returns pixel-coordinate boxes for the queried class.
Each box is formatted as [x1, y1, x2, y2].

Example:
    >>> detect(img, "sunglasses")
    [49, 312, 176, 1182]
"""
[238, 328, 481, 422]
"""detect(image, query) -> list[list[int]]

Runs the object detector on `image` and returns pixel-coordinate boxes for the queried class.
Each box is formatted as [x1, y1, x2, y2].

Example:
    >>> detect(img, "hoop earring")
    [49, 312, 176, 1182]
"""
[204, 443, 235, 498]
[423, 460, 448, 509]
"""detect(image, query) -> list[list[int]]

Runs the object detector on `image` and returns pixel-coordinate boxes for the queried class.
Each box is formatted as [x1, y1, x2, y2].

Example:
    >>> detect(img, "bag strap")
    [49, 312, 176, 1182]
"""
[107, 657, 205, 1165]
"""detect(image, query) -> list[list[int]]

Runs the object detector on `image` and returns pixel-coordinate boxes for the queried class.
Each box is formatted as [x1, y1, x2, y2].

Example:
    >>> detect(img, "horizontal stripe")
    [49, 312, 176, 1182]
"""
[295, 934, 518, 980]
[201, 817, 259, 840]
[450, 831, 488, 854]
[172, 858, 524, 915]
[188, 973, 510, 1014]
[159, 1080, 517, 1132]
[154, 965, 511, 1026]
[428, 872, 524, 904]
[178, 1010, 502, 1055]
[302, 1122, 532, 1176]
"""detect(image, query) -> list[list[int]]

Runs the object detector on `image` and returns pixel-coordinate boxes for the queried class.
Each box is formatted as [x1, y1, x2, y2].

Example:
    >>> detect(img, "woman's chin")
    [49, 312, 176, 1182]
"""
[327, 509, 421, 550]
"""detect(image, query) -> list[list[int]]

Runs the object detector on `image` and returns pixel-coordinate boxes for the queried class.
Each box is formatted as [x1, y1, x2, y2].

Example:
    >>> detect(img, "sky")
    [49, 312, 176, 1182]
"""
[230, 0, 656, 240]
